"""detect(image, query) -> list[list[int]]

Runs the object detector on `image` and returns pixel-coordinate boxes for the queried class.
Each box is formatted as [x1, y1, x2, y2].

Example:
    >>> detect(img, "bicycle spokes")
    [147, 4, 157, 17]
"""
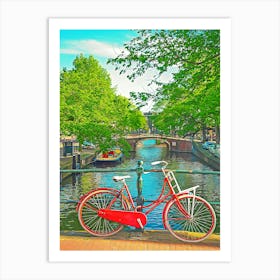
[78, 189, 127, 237]
[164, 194, 216, 242]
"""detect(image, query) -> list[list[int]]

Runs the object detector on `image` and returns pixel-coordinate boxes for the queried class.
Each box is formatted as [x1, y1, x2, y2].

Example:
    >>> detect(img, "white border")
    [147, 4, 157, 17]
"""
[1, 1, 279, 279]
[49, 18, 231, 262]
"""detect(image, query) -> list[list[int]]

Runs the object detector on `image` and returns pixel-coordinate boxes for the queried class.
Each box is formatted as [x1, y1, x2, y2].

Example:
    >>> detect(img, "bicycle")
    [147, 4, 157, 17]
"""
[76, 161, 216, 242]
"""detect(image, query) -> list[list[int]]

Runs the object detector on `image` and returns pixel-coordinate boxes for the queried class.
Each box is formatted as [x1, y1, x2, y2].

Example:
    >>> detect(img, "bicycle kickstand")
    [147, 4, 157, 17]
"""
[137, 218, 144, 229]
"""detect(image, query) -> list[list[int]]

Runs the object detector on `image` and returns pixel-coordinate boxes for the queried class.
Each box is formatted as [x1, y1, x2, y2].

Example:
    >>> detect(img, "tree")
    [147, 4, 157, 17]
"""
[108, 30, 220, 142]
[60, 54, 147, 152]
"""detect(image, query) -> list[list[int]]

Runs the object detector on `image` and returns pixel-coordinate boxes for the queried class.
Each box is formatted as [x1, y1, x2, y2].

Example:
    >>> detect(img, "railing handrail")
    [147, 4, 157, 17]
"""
[60, 168, 220, 175]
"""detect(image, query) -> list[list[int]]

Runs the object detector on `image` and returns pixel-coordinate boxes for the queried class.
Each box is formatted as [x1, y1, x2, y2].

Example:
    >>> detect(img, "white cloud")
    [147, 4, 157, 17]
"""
[60, 49, 80, 55]
[110, 68, 174, 95]
[107, 66, 174, 112]
[109, 68, 157, 97]
[61, 40, 127, 58]
[109, 71, 154, 112]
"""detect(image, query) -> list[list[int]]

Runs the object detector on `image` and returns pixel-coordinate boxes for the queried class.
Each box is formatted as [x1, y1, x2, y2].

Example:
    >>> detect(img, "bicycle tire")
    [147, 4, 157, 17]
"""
[163, 194, 216, 242]
[78, 188, 128, 237]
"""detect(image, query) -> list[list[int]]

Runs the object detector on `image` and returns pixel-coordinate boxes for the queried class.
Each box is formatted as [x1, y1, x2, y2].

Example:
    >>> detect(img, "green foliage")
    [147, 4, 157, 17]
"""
[60, 54, 147, 152]
[108, 30, 220, 141]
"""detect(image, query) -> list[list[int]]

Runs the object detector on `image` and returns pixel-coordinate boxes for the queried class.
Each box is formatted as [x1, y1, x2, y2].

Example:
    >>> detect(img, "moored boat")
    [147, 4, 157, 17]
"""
[94, 148, 123, 164]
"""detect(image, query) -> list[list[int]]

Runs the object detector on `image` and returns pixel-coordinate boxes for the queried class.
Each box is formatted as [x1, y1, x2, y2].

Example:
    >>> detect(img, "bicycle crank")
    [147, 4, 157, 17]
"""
[98, 209, 147, 229]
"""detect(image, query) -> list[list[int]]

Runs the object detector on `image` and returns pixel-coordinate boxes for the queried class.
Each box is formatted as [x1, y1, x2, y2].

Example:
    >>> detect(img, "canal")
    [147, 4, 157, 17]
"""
[60, 139, 220, 233]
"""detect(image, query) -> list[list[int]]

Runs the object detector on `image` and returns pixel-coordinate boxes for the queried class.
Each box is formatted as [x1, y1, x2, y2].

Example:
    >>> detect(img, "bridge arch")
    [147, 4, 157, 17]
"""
[125, 134, 192, 153]
[134, 137, 171, 151]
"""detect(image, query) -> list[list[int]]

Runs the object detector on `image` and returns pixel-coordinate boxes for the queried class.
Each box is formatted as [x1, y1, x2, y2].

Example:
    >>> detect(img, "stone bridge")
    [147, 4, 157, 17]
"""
[125, 134, 193, 152]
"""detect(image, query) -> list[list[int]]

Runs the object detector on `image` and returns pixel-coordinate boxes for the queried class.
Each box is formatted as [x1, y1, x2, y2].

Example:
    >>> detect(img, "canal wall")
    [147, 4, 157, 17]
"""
[60, 153, 94, 169]
[60, 152, 95, 181]
[192, 141, 220, 171]
[169, 138, 192, 152]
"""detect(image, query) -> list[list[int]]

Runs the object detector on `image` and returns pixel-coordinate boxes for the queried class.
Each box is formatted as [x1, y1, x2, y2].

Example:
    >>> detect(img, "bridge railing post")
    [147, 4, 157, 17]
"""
[136, 160, 144, 209]
[135, 160, 145, 232]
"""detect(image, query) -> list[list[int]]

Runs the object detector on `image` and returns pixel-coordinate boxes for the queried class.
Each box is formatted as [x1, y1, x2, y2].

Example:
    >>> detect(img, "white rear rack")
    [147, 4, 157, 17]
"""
[165, 171, 182, 193]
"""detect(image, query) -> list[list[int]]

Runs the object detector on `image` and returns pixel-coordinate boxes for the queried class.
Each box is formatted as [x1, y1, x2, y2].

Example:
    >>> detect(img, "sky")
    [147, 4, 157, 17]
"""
[60, 30, 136, 69]
[60, 29, 172, 111]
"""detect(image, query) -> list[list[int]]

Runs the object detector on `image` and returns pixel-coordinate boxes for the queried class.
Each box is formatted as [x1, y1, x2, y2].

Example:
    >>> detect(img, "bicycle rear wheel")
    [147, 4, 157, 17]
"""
[163, 194, 216, 242]
[78, 189, 128, 237]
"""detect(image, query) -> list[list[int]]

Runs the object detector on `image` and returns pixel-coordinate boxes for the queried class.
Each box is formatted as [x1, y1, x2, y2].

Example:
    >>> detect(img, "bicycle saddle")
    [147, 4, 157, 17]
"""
[113, 175, 131, 182]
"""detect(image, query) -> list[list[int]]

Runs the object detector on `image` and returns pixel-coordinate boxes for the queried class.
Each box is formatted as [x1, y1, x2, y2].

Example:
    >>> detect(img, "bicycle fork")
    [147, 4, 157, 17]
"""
[174, 195, 192, 219]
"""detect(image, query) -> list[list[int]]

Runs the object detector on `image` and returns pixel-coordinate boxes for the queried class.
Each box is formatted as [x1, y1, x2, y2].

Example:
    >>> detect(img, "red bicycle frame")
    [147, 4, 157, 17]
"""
[110, 171, 191, 222]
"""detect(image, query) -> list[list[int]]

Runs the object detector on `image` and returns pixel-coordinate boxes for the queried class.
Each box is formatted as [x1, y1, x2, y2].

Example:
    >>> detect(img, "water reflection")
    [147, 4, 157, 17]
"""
[60, 139, 220, 232]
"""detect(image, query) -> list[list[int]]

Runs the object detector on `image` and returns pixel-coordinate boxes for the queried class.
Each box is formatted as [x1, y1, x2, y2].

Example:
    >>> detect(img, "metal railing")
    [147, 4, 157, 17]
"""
[60, 161, 220, 206]
[60, 168, 220, 175]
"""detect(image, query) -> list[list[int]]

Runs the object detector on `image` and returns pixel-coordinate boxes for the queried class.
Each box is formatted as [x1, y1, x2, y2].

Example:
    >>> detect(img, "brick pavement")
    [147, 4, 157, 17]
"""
[60, 230, 220, 251]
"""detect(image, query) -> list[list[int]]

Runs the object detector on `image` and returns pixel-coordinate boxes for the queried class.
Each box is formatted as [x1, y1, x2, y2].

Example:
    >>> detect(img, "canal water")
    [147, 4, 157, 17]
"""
[60, 139, 220, 233]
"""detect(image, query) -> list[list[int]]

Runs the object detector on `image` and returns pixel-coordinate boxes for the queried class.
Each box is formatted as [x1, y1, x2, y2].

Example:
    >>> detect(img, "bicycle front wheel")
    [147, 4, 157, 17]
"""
[163, 194, 216, 242]
[78, 189, 128, 237]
